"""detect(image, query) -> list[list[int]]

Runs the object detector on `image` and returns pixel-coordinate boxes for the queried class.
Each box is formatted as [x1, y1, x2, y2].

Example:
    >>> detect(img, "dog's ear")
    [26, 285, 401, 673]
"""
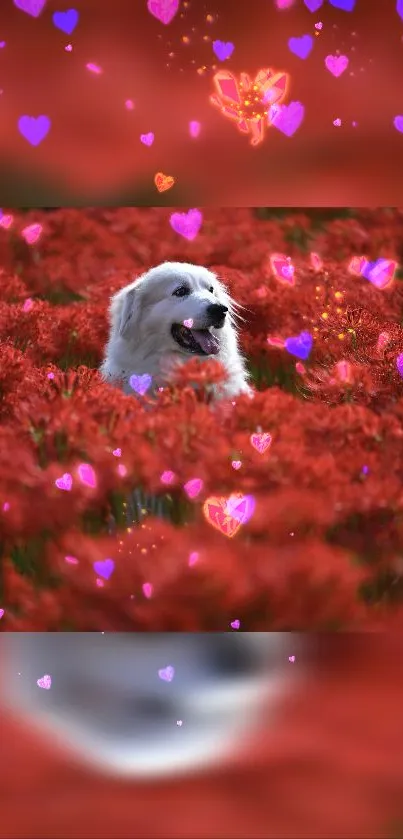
[110, 283, 142, 339]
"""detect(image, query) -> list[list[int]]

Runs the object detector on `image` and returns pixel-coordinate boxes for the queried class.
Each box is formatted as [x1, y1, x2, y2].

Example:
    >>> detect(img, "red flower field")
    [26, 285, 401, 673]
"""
[1, 206, 403, 631]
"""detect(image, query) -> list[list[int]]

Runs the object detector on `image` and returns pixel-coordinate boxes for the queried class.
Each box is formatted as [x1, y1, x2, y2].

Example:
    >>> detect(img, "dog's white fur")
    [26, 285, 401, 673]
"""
[100, 262, 252, 399]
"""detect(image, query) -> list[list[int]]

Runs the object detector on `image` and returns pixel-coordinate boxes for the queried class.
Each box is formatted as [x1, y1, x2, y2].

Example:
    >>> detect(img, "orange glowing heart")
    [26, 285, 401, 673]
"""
[154, 172, 175, 193]
[203, 493, 245, 538]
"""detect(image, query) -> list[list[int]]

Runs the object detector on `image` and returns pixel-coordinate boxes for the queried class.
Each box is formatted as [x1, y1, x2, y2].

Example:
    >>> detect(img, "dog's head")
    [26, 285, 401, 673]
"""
[110, 262, 236, 359]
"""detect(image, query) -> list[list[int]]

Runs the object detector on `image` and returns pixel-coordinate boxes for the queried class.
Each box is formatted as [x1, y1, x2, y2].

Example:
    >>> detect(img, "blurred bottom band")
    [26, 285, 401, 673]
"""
[0, 633, 402, 839]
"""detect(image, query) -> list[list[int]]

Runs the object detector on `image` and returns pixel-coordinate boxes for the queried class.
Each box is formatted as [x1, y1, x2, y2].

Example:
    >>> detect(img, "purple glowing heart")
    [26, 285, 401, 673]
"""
[213, 40, 234, 61]
[361, 260, 377, 281]
[226, 494, 256, 525]
[396, 353, 403, 378]
[329, 0, 356, 10]
[284, 331, 313, 360]
[393, 115, 403, 133]
[93, 558, 115, 580]
[52, 9, 79, 35]
[398, 0, 403, 23]
[288, 35, 313, 60]
[303, 0, 323, 10]
[18, 115, 51, 146]
[230, 619, 240, 630]
[169, 209, 203, 240]
[270, 101, 305, 137]
[129, 373, 152, 395]
[158, 666, 175, 682]
[13, 0, 47, 17]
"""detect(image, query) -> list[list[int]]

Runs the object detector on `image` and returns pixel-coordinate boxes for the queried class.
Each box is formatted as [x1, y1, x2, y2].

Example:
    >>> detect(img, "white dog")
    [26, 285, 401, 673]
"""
[100, 262, 252, 399]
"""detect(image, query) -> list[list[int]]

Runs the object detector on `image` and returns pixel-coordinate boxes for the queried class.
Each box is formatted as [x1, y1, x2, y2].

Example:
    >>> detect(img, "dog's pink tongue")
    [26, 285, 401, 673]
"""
[191, 329, 220, 355]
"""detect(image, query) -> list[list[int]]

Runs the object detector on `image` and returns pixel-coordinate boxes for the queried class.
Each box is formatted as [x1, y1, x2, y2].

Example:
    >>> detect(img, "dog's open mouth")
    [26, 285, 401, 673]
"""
[171, 324, 220, 355]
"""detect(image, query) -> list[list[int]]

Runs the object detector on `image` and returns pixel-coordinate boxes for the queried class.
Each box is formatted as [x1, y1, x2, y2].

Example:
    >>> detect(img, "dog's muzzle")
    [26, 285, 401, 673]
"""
[171, 303, 228, 355]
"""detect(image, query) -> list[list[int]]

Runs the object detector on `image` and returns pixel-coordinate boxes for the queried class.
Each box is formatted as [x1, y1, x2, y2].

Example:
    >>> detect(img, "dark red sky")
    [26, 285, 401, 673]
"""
[1, 0, 403, 205]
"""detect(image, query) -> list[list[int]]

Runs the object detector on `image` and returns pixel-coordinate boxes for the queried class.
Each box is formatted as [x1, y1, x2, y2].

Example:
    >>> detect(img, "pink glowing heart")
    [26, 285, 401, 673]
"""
[147, 0, 179, 25]
[140, 132, 154, 146]
[0, 214, 14, 229]
[231, 619, 240, 629]
[170, 209, 202, 240]
[189, 120, 201, 138]
[86, 63, 102, 74]
[310, 252, 323, 271]
[37, 674, 52, 690]
[55, 473, 73, 491]
[250, 432, 272, 454]
[161, 470, 175, 485]
[184, 478, 203, 499]
[78, 463, 97, 488]
[21, 223, 42, 244]
[325, 54, 349, 78]
[142, 582, 153, 598]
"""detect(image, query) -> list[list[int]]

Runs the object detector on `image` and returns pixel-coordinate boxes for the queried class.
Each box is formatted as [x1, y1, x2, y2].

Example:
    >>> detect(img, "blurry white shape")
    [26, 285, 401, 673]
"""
[0, 633, 302, 779]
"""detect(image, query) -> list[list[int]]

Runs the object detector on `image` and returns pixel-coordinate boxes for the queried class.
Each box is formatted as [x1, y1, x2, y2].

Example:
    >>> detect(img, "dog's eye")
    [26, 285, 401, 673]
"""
[209, 286, 214, 294]
[172, 286, 190, 297]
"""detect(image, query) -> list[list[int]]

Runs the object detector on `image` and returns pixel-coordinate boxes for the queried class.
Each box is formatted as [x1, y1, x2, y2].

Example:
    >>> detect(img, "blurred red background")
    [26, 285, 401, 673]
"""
[1, 0, 403, 205]
[1, 634, 403, 838]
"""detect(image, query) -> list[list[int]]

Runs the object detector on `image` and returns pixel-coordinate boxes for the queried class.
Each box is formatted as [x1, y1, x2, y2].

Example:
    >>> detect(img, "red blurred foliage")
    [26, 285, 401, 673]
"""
[1, 207, 403, 629]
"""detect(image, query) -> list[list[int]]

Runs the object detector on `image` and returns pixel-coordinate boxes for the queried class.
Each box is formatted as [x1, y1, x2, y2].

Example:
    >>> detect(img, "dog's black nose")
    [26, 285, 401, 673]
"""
[206, 303, 228, 320]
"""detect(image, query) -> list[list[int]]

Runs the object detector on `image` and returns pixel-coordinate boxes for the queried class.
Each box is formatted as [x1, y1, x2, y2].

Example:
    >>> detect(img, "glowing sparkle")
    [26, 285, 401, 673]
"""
[86, 63, 102, 74]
